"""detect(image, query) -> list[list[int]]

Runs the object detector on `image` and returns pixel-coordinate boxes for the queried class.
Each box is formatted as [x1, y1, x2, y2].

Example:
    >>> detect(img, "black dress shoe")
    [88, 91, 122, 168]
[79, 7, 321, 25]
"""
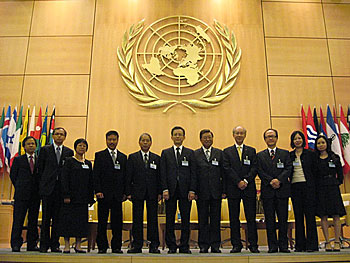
[249, 247, 260, 253]
[127, 248, 142, 253]
[230, 246, 242, 253]
[306, 248, 318, 252]
[149, 248, 160, 254]
[98, 249, 107, 254]
[279, 248, 290, 253]
[179, 248, 191, 254]
[74, 247, 86, 253]
[211, 247, 221, 253]
[40, 248, 48, 253]
[63, 250, 70, 253]
[12, 246, 20, 252]
[268, 248, 278, 253]
[27, 246, 40, 252]
[199, 248, 208, 253]
[168, 248, 177, 254]
[294, 248, 305, 252]
[51, 247, 62, 253]
[112, 248, 123, 253]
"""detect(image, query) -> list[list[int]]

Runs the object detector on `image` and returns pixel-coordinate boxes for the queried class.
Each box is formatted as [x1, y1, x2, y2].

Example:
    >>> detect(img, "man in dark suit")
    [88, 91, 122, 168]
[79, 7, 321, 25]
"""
[126, 133, 161, 254]
[223, 126, 259, 253]
[10, 136, 40, 252]
[160, 126, 196, 254]
[38, 127, 73, 253]
[93, 130, 127, 254]
[257, 128, 292, 253]
[194, 129, 224, 253]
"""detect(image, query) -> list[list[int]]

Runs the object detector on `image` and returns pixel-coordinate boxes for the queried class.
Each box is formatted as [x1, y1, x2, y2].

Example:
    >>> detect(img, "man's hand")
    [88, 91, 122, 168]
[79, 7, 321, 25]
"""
[188, 192, 195, 201]
[96, 192, 104, 199]
[270, 179, 280, 189]
[64, 198, 70, 204]
[126, 195, 132, 200]
[163, 190, 169, 200]
[222, 193, 227, 199]
[238, 180, 247, 190]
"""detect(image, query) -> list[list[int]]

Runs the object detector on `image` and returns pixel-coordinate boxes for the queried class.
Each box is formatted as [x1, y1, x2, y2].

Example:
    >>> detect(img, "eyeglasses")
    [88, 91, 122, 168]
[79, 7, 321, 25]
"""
[265, 135, 277, 139]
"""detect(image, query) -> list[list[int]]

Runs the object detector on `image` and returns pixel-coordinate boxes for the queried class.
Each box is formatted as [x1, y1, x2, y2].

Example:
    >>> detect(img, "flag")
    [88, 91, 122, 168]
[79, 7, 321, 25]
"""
[320, 106, 327, 136]
[39, 106, 48, 151]
[11, 106, 22, 167]
[306, 106, 317, 150]
[348, 105, 350, 130]
[326, 105, 344, 166]
[313, 107, 320, 135]
[1, 106, 11, 171]
[28, 106, 35, 137]
[5, 107, 17, 171]
[301, 105, 309, 149]
[33, 107, 42, 152]
[340, 105, 350, 175]
[19, 107, 30, 155]
[0, 107, 5, 169]
[47, 106, 55, 145]
[333, 106, 344, 158]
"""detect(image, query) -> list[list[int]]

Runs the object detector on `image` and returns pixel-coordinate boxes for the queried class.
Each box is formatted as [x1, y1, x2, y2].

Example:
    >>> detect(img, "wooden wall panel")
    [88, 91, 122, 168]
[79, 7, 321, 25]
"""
[22, 75, 89, 116]
[323, 0, 350, 3]
[54, 117, 87, 150]
[265, 38, 331, 76]
[333, 77, 350, 107]
[328, 39, 350, 76]
[269, 76, 334, 116]
[30, 0, 95, 36]
[0, 76, 23, 106]
[26, 36, 92, 74]
[271, 118, 302, 150]
[263, 0, 320, 2]
[0, 37, 28, 75]
[324, 4, 350, 38]
[0, 1, 33, 36]
[263, 2, 325, 38]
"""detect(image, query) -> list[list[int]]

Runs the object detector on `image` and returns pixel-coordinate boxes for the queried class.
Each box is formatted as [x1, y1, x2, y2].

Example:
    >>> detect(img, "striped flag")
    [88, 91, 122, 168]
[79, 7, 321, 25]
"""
[19, 107, 30, 155]
[33, 107, 42, 153]
[320, 106, 327, 136]
[326, 105, 344, 166]
[0, 107, 5, 169]
[313, 107, 320, 135]
[340, 105, 350, 175]
[28, 106, 35, 137]
[306, 106, 317, 149]
[1, 106, 11, 171]
[47, 106, 55, 145]
[5, 107, 17, 172]
[301, 105, 309, 149]
[11, 106, 22, 167]
[39, 106, 48, 151]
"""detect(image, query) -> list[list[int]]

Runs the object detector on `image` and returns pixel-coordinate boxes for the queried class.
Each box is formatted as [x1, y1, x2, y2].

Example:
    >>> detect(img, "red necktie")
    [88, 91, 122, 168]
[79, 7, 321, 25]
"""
[270, 150, 275, 160]
[29, 156, 34, 174]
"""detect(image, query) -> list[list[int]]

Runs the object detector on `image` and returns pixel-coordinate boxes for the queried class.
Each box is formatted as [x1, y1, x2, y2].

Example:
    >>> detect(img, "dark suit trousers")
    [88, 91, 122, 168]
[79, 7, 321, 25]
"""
[291, 182, 318, 251]
[228, 197, 258, 248]
[131, 199, 159, 249]
[262, 197, 288, 250]
[11, 197, 40, 248]
[165, 187, 192, 250]
[96, 198, 122, 250]
[197, 198, 221, 250]
[40, 183, 61, 250]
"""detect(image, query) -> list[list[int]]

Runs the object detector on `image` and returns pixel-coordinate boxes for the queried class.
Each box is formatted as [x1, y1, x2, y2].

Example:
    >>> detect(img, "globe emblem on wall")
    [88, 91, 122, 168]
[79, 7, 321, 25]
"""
[117, 15, 241, 113]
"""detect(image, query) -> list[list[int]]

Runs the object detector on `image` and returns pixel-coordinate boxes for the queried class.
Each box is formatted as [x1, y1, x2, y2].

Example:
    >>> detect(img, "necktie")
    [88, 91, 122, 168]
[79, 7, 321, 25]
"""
[111, 151, 116, 163]
[237, 146, 242, 161]
[205, 149, 210, 161]
[144, 153, 148, 168]
[270, 149, 275, 160]
[56, 147, 61, 164]
[176, 147, 181, 165]
[29, 156, 34, 174]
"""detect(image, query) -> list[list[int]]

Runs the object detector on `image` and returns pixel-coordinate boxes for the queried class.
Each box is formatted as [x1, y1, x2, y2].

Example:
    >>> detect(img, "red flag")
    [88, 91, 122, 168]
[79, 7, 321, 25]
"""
[320, 106, 327, 136]
[301, 105, 308, 149]
[306, 106, 317, 149]
[340, 105, 350, 174]
[33, 107, 42, 140]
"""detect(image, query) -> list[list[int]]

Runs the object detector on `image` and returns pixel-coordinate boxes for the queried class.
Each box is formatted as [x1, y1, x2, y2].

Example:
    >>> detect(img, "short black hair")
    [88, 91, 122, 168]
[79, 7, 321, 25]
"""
[171, 126, 185, 136]
[74, 138, 88, 151]
[106, 130, 119, 139]
[263, 128, 278, 139]
[22, 136, 37, 147]
[139, 133, 152, 142]
[315, 134, 331, 154]
[290, 130, 306, 149]
[53, 127, 67, 137]
[199, 129, 213, 139]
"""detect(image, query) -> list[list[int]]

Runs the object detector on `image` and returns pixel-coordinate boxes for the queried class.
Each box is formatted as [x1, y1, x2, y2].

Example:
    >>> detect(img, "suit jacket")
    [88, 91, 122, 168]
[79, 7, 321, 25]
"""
[290, 149, 317, 189]
[125, 151, 161, 200]
[194, 147, 223, 200]
[257, 148, 292, 199]
[93, 148, 127, 202]
[38, 144, 74, 196]
[10, 154, 39, 201]
[223, 145, 258, 198]
[160, 146, 196, 199]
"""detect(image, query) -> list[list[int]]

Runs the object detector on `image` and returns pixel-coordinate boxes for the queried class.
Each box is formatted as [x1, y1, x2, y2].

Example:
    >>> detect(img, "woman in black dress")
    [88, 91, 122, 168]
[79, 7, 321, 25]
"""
[314, 135, 346, 252]
[59, 138, 94, 253]
[289, 131, 318, 252]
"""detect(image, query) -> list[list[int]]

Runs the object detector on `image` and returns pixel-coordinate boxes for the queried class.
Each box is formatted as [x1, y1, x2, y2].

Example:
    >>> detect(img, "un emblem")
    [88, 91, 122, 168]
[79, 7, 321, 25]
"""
[117, 16, 241, 113]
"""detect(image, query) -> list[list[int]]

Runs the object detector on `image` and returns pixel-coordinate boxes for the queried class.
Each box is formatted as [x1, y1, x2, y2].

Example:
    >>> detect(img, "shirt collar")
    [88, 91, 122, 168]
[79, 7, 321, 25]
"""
[141, 150, 149, 156]
[26, 153, 35, 159]
[108, 148, 117, 155]
[268, 147, 277, 154]
[202, 146, 212, 152]
[173, 145, 183, 152]
[53, 142, 62, 151]
[235, 144, 244, 149]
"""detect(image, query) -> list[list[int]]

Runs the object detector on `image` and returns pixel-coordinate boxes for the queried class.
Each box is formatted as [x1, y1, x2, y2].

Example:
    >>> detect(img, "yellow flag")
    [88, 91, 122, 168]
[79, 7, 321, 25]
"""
[19, 107, 30, 155]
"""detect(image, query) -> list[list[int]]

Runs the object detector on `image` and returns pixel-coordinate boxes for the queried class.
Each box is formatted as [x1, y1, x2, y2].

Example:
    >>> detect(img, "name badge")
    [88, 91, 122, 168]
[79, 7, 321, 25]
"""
[182, 157, 189, 167]
[212, 159, 219, 166]
[277, 160, 284, 169]
[114, 161, 121, 170]
[293, 161, 300, 167]
[82, 164, 89, 169]
[243, 159, 251, 165]
[329, 162, 336, 168]
[150, 163, 157, 169]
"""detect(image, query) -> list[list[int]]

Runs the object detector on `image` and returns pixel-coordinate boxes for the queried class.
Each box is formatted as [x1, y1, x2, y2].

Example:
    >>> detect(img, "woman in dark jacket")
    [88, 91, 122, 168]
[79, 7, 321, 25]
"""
[289, 131, 318, 252]
[314, 135, 346, 252]
[59, 138, 95, 253]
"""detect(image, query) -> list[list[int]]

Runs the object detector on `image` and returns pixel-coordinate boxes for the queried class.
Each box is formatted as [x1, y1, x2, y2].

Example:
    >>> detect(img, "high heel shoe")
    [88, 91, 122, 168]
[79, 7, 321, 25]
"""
[333, 241, 341, 252]
[74, 247, 86, 253]
[325, 242, 333, 252]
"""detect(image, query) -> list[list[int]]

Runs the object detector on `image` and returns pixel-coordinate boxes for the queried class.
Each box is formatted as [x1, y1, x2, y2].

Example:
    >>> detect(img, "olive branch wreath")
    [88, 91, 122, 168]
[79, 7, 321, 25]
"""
[117, 19, 241, 113]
